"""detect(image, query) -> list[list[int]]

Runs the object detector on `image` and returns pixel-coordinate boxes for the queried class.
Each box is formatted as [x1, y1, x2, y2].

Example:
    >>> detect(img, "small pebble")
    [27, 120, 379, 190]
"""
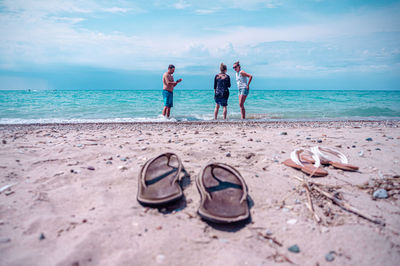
[366, 137, 373, 141]
[325, 251, 335, 262]
[4, 190, 14, 196]
[156, 254, 165, 263]
[106, 161, 112, 164]
[39, 233, 45, 240]
[280, 132, 287, 135]
[265, 229, 273, 236]
[120, 157, 127, 161]
[226, 152, 231, 157]
[375, 148, 381, 151]
[317, 140, 322, 143]
[87, 166, 95, 171]
[288, 244, 300, 253]
[2, 140, 6, 144]
[118, 166, 128, 171]
[373, 189, 388, 199]
[352, 145, 356, 148]
[0, 237, 11, 243]
[245, 153, 255, 159]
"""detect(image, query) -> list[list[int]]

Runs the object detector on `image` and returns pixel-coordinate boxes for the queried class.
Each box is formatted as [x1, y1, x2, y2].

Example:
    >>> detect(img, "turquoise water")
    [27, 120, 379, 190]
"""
[0, 90, 399, 123]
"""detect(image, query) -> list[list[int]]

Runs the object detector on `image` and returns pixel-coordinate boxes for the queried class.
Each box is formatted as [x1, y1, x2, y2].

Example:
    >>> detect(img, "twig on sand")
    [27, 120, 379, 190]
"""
[302, 178, 322, 223]
[292, 175, 385, 226]
[257, 232, 283, 247]
[312, 185, 384, 226]
[267, 250, 296, 265]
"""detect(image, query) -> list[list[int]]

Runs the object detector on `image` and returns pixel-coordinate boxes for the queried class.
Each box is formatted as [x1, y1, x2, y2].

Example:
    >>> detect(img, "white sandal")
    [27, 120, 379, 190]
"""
[311, 146, 359, 171]
[283, 148, 328, 177]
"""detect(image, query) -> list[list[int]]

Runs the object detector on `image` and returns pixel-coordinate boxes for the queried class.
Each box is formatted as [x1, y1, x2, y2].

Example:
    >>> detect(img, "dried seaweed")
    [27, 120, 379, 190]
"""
[293, 175, 384, 226]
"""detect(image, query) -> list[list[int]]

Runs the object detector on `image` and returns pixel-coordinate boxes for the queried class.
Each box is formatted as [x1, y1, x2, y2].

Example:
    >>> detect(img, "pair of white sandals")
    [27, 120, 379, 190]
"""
[283, 146, 359, 177]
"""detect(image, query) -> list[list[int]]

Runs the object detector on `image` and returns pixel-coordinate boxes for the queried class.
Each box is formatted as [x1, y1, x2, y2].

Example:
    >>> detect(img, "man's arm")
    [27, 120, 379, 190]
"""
[163, 73, 178, 86]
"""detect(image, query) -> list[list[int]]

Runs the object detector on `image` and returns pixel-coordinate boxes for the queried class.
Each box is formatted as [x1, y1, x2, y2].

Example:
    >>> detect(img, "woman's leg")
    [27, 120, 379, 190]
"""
[214, 104, 220, 120]
[239, 94, 247, 119]
[222, 106, 227, 120]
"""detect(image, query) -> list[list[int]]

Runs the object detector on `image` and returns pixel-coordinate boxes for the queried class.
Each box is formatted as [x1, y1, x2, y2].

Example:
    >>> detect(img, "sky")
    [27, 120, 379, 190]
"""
[0, 0, 399, 90]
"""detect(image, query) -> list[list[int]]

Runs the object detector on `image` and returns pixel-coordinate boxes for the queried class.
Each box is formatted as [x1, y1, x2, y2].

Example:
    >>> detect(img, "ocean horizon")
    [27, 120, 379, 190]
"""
[1, 89, 399, 124]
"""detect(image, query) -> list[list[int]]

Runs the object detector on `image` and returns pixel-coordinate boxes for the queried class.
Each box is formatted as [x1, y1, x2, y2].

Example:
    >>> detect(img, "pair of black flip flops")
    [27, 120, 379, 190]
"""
[137, 153, 250, 223]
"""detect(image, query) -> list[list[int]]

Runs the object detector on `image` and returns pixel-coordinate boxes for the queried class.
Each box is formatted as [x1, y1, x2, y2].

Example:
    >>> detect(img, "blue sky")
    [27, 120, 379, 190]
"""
[0, 0, 399, 90]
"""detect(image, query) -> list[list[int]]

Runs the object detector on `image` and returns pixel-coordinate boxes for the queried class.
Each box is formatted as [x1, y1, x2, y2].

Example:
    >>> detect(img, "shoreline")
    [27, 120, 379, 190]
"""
[1, 119, 399, 129]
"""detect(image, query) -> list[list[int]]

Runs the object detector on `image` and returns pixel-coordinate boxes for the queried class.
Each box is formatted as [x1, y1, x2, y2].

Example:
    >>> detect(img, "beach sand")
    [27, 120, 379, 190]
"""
[0, 121, 399, 266]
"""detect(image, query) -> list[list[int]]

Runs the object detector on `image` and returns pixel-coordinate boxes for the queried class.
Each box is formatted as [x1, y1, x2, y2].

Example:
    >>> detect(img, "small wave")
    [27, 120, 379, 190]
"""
[339, 106, 398, 117]
[0, 117, 179, 125]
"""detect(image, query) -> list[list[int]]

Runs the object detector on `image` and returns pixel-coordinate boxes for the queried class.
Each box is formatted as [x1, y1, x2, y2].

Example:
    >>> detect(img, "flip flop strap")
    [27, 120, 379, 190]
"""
[198, 163, 248, 203]
[207, 167, 243, 192]
[312, 146, 348, 164]
[140, 152, 182, 188]
[291, 148, 321, 167]
[145, 168, 178, 186]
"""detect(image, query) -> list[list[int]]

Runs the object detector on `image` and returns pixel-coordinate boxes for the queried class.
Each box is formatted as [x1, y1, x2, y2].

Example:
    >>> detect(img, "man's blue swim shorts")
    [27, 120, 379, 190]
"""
[163, 90, 173, 107]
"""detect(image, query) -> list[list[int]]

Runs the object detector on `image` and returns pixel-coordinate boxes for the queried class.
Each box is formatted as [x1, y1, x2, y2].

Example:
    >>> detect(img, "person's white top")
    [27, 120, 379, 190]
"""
[235, 71, 247, 89]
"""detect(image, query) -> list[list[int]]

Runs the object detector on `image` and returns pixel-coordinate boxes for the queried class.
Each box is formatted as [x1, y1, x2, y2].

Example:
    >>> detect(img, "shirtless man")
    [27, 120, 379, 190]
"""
[162, 64, 182, 118]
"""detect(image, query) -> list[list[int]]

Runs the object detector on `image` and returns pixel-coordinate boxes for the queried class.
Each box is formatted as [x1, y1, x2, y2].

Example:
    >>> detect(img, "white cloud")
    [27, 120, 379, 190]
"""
[195, 9, 218, 15]
[0, 0, 142, 15]
[157, 0, 279, 12]
[101, 7, 132, 13]
[173, 0, 190, 9]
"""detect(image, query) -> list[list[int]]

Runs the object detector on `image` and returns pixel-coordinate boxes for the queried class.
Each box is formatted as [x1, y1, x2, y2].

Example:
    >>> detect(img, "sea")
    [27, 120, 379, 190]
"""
[0, 89, 399, 124]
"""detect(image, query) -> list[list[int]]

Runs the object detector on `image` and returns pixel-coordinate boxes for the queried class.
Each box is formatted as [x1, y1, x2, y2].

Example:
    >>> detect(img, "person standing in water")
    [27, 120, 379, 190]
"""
[214, 63, 231, 120]
[233, 61, 252, 119]
[162, 64, 182, 118]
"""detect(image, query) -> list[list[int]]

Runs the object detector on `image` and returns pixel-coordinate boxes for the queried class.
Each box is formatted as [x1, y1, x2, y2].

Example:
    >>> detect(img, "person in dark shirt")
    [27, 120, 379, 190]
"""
[214, 63, 231, 120]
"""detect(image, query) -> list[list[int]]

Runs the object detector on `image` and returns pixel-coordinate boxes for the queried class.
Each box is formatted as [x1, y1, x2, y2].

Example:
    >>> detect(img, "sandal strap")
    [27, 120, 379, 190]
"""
[311, 146, 348, 164]
[198, 163, 248, 203]
[291, 148, 321, 167]
[140, 153, 182, 188]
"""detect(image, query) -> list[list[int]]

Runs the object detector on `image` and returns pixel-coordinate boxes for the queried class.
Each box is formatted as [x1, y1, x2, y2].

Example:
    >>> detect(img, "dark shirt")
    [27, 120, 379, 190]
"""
[214, 74, 231, 99]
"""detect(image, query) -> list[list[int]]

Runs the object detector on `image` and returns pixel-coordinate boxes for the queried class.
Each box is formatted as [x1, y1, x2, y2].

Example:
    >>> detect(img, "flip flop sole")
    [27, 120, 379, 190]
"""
[283, 159, 328, 177]
[331, 162, 359, 171]
[301, 164, 328, 177]
[137, 192, 183, 206]
[196, 163, 250, 223]
[283, 159, 302, 170]
[137, 153, 184, 206]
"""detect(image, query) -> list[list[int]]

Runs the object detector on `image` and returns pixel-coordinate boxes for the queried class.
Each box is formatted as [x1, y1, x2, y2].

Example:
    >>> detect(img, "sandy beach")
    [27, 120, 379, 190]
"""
[0, 120, 399, 266]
